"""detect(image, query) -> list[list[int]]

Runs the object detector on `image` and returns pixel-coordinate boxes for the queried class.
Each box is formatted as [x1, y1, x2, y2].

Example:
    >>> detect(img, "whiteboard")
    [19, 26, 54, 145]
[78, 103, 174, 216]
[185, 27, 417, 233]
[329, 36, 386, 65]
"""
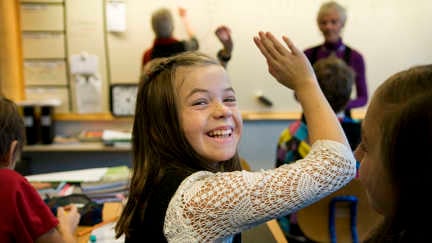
[106, 0, 432, 113]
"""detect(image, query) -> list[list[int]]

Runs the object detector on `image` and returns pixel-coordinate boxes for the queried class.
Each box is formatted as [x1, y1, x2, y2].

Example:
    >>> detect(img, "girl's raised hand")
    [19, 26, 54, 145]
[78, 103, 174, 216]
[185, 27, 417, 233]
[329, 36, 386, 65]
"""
[253, 31, 316, 92]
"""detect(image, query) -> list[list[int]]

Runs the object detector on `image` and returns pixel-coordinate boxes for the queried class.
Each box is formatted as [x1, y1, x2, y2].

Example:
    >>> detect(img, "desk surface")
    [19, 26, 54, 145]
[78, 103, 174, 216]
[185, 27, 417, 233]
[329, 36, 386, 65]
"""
[77, 202, 123, 243]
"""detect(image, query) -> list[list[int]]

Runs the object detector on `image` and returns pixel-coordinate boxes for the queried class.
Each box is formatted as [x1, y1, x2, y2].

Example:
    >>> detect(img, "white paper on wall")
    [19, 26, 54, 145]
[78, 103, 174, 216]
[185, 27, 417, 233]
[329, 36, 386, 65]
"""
[75, 74, 103, 113]
[69, 53, 99, 75]
[106, 2, 126, 32]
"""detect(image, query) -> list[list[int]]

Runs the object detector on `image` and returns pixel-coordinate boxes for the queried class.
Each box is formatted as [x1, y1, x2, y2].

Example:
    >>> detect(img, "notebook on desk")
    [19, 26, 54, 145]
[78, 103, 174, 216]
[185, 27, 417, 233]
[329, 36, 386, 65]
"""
[26, 167, 108, 182]
[26, 166, 130, 183]
[87, 221, 124, 243]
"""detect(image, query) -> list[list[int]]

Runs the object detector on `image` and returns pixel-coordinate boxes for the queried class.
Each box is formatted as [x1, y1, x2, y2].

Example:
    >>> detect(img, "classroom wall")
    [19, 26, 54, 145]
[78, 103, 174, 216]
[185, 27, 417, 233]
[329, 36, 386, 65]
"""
[108, 0, 432, 113]
[18, 0, 432, 114]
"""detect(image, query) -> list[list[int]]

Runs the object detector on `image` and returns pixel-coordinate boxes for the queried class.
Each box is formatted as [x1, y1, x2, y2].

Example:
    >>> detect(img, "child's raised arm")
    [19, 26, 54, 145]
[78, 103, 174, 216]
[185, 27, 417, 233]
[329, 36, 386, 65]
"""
[178, 7, 195, 38]
[253, 31, 349, 147]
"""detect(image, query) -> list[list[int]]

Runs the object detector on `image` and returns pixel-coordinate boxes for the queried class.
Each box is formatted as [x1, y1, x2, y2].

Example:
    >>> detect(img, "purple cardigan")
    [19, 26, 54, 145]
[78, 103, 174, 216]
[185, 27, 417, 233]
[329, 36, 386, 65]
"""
[304, 39, 368, 109]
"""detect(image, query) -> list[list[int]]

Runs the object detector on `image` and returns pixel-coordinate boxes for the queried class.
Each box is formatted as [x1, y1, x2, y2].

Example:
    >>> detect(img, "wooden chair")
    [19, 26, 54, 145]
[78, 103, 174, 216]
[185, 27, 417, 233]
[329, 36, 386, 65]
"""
[296, 179, 382, 243]
[243, 219, 288, 243]
[240, 157, 252, 171]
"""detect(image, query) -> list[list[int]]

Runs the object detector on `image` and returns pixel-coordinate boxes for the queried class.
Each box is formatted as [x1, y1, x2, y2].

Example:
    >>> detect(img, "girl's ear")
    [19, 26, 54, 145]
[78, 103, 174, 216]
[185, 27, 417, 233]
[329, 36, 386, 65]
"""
[5, 140, 18, 169]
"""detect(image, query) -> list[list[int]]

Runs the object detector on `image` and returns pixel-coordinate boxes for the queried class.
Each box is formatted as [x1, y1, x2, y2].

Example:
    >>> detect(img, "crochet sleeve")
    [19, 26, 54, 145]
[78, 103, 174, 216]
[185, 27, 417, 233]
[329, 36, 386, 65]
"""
[164, 140, 356, 242]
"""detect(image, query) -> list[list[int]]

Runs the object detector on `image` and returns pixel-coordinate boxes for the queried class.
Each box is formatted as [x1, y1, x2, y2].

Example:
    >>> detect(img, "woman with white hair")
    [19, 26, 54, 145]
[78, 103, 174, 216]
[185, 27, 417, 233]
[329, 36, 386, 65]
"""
[304, 1, 368, 116]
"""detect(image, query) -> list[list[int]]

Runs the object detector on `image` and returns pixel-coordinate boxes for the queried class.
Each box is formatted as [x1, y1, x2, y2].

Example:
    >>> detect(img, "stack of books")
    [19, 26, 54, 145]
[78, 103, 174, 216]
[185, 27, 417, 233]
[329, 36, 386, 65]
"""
[26, 166, 131, 203]
[80, 166, 130, 204]
[102, 129, 132, 148]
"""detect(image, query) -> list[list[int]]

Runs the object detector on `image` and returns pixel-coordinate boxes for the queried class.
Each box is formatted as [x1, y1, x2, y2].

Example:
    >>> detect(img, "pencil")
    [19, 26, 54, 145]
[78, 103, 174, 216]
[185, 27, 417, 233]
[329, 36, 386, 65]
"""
[76, 216, 119, 236]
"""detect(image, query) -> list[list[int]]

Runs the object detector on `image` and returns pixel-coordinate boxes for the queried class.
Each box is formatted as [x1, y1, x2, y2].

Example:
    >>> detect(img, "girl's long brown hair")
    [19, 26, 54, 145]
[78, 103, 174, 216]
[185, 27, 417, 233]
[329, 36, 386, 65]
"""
[115, 52, 241, 239]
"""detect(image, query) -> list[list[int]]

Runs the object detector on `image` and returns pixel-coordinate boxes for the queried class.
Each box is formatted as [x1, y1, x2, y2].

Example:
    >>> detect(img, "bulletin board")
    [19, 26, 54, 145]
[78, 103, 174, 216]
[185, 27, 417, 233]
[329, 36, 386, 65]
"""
[106, 0, 432, 114]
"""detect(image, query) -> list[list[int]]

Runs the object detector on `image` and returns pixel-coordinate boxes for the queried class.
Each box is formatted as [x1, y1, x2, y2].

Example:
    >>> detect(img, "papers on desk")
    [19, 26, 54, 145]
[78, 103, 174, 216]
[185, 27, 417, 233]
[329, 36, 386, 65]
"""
[27, 166, 130, 203]
[90, 221, 124, 242]
[102, 129, 131, 147]
[81, 166, 130, 203]
[26, 167, 108, 182]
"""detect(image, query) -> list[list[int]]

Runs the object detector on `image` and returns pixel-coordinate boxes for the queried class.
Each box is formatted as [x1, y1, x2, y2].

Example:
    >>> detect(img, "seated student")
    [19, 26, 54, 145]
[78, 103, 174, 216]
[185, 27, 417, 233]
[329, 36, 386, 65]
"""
[275, 56, 361, 242]
[277, 56, 360, 167]
[0, 96, 81, 243]
[115, 32, 356, 242]
[356, 65, 432, 243]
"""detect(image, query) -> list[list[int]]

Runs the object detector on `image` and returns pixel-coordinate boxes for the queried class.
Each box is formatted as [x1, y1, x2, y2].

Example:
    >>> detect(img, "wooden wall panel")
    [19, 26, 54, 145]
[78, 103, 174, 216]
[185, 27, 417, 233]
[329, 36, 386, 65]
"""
[0, 0, 25, 100]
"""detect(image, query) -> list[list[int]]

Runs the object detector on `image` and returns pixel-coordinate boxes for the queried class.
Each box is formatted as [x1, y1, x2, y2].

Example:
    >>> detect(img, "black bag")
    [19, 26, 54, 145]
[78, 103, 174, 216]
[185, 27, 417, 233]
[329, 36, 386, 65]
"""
[44, 193, 103, 226]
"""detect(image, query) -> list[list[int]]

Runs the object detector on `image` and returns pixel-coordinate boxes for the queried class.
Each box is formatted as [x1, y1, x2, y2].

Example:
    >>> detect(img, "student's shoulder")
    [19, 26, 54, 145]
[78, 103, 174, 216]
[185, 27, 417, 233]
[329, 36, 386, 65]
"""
[278, 120, 308, 145]
[0, 168, 25, 184]
[182, 36, 199, 50]
[345, 44, 365, 60]
[0, 168, 36, 198]
[303, 44, 322, 55]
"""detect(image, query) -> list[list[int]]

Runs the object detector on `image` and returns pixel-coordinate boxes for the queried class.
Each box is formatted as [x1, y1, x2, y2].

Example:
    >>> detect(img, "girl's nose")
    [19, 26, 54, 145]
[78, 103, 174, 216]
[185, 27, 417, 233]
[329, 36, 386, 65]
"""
[213, 102, 232, 118]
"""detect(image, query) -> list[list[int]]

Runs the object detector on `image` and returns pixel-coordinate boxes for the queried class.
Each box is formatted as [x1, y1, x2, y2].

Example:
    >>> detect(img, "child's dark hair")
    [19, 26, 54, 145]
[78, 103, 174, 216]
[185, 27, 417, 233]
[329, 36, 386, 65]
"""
[313, 56, 355, 113]
[115, 51, 241, 238]
[0, 96, 25, 162]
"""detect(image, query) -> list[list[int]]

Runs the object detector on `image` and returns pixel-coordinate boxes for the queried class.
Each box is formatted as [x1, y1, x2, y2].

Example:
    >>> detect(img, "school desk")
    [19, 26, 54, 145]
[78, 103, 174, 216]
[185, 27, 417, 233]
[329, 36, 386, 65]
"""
[77, 202, 123, 243]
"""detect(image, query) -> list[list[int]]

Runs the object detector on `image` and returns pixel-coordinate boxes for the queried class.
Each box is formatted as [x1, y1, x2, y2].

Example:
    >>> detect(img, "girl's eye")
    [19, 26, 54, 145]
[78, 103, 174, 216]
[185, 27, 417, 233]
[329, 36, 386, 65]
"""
[192, 99, 208, 106]
[224, 96, 237, 103]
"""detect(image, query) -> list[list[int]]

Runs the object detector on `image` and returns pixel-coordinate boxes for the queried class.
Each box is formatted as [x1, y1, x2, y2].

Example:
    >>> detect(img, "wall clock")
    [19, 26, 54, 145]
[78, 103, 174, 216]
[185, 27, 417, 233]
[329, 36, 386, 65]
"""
[110, 84, 138, 117]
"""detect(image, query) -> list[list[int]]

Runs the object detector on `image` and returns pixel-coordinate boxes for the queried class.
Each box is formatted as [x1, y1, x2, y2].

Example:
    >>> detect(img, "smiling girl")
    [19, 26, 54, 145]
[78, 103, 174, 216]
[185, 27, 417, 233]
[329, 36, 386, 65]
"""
[115, 33, 357, 242]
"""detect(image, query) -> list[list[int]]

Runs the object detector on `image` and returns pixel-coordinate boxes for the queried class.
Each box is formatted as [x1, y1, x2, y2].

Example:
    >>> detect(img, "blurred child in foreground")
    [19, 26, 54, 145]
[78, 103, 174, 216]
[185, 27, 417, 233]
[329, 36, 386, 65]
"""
[0, 95, 80, 243]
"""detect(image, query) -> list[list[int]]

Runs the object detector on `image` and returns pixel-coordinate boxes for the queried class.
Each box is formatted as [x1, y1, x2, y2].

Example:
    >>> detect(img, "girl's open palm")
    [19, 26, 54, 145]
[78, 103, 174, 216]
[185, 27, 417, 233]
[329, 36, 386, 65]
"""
[253, 32, 316, 92]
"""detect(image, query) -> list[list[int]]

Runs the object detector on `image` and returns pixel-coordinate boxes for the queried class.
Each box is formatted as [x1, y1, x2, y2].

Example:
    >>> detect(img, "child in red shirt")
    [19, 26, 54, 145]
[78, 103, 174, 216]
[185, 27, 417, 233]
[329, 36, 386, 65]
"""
[0, 95, 80, 243]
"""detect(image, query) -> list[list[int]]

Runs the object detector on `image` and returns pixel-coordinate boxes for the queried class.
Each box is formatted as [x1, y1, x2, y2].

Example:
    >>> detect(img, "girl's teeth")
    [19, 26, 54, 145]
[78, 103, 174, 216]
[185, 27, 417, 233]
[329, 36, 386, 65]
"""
[209, 129, 231, 137]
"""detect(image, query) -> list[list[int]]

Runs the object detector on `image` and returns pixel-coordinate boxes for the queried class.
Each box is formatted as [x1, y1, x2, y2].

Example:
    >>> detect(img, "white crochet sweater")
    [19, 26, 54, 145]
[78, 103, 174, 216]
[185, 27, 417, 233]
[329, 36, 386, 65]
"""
[164, 140, 356, 242]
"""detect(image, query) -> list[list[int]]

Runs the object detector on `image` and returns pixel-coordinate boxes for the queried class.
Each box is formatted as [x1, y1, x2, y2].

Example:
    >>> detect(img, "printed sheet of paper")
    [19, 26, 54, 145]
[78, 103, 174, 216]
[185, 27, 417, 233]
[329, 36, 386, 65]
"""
[69, 53, 99, 75]
[24, 60, 67, 85]
[26, 167, 108, 182]
[106, 2, 126, 32]
[75, 74, 103, 113]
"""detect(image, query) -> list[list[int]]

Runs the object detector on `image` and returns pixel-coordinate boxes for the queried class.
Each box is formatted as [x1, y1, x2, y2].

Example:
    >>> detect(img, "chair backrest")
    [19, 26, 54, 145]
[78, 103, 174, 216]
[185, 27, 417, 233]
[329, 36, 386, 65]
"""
[243, 219, 289, 243]
[240, 157, 252, 171]
[296, 179, 383, 243]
